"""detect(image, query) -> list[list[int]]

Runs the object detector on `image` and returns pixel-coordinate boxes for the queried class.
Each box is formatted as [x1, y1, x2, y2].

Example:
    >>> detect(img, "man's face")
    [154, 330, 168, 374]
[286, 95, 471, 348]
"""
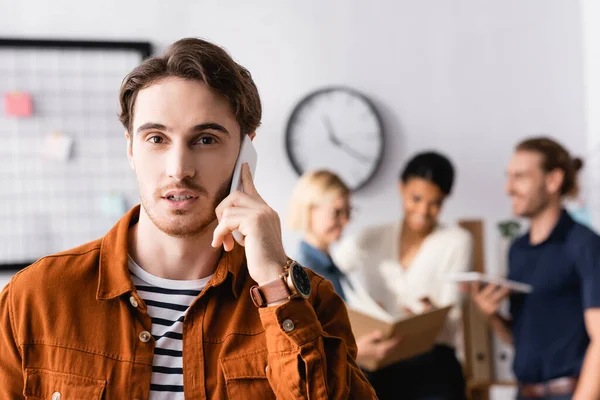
[126, 77, 241, 237]
[505, 150, 553, 218]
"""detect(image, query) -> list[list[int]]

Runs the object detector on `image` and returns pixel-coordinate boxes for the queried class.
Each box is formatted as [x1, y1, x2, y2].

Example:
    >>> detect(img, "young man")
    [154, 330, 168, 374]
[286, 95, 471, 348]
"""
[468, 138, 600, 400]
[0, 38, 376, 399]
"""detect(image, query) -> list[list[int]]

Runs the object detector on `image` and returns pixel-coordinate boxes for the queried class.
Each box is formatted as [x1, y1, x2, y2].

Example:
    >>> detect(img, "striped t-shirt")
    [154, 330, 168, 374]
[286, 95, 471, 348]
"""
[128, 256, 212, 399]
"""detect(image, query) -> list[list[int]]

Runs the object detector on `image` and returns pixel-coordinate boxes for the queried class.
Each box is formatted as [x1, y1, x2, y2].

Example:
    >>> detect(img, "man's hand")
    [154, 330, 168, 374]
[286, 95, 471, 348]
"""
[212, 163, 288, 287]
[465, 282, 510, 319]
[356, 330, 403, 364]
[460, 282, 514, 344]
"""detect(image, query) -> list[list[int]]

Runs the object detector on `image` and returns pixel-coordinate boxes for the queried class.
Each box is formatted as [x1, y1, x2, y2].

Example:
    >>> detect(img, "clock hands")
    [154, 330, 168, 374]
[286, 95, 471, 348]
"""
[322, 116, 372, 163]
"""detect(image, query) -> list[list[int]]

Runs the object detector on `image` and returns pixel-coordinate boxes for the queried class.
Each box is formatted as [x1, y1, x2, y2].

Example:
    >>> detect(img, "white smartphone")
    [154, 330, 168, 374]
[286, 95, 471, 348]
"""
[229, 135, 258, 243]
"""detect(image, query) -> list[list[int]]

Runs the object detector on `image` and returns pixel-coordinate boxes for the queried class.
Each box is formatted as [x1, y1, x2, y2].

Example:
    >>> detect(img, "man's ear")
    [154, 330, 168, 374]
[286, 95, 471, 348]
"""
[248, 132, 256, 141]
[546, 168, 564, 196]
[124, 131, 134, 170]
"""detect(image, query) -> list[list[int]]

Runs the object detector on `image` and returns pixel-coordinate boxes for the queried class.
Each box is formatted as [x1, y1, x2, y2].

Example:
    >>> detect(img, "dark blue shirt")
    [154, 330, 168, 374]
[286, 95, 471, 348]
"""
[508, 210, 600, 383]
[296, 241, 347, 301]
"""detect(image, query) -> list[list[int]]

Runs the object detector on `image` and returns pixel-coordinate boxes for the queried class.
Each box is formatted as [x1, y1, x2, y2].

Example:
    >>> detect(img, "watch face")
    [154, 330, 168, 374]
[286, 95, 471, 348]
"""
[285, 87, 384, 191]
[291, 263, 311, 298]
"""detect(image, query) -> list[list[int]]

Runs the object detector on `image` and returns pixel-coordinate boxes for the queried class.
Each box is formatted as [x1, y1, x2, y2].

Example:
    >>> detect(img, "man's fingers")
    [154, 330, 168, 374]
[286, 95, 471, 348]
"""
[240, 162, 259, 197]
[479, 283, 499, 298]
[217, 206, 248, 221]
[490, 286, 511, 303]
[212, 214, 245, 250]
[215, 190, 261, 220]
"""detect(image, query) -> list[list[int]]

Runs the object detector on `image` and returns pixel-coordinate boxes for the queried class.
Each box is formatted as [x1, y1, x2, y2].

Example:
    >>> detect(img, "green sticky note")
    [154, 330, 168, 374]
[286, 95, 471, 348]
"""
[99, 192, 127, 217]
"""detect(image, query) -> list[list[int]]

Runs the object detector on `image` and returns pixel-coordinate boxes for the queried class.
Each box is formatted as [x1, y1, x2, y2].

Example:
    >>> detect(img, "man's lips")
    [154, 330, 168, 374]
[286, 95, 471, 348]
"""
[162, 189, 200, 199]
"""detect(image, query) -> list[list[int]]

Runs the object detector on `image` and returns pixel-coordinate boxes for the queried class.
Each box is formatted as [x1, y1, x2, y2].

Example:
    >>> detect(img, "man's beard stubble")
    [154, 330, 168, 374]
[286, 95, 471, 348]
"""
[514, 184, 551, 219]
[140, 178, 232, 238]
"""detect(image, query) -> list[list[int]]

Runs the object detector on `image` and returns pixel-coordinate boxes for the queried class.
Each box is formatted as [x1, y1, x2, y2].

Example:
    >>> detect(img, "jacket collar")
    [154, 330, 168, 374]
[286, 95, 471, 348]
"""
[96, 205, 247, 300]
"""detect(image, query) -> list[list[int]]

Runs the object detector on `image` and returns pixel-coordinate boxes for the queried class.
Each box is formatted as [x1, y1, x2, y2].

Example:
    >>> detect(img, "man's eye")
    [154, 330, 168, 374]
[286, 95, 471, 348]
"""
[198, 137, 216, 145]
[148, 136, 163, 144]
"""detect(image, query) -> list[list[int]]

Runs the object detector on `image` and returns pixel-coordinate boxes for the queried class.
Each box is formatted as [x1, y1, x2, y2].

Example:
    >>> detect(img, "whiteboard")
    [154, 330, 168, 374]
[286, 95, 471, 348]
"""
[0, 39, 152, 268]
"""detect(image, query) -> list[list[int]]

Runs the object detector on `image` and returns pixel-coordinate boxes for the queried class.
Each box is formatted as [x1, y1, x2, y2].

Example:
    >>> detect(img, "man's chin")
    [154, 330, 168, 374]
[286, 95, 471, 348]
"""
[512, 204, 530, 218]
[149, 209, 217, 238]
[140, 191, 224, 238]
[160, 220, 215, 238]
[513, 209, 525, 217]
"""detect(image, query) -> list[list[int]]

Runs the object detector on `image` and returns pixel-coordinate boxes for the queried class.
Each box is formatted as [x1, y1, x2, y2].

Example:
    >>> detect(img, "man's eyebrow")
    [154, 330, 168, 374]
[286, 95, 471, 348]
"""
[135, 122, 230, 137]
[191, 123, 229, 136]
[137, 122, 168, 134]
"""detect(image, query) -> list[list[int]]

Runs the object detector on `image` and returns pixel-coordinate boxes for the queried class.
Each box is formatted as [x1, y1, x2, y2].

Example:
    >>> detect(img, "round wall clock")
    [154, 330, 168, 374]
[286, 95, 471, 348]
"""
[285, 87, 384, 191]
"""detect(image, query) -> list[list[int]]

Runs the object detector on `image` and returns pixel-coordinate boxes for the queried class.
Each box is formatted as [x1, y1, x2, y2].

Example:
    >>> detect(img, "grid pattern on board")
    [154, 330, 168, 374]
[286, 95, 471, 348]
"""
[0, 40, 150, 265]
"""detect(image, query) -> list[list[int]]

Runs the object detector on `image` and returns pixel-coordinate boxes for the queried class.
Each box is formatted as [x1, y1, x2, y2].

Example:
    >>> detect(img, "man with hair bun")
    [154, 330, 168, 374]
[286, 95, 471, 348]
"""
[466, 137, 600, 400]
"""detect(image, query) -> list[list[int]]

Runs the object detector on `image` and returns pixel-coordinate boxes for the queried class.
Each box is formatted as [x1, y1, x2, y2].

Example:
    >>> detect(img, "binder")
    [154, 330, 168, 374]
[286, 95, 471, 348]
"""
[346, 305, 452, 371]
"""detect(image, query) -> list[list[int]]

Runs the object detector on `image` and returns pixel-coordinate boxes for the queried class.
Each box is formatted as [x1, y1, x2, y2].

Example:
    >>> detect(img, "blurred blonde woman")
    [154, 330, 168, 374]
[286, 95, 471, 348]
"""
[287, 170, 352, 300]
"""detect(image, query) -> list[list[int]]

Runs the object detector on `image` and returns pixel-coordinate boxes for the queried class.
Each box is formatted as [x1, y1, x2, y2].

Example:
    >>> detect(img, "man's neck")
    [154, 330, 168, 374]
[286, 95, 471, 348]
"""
[128, 210, 223, 280]
[529, 202, 562, 245]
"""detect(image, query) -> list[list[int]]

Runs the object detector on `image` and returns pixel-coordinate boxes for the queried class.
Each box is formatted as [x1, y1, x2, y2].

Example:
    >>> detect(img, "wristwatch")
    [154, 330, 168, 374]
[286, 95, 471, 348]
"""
[250, 260, 312, 307]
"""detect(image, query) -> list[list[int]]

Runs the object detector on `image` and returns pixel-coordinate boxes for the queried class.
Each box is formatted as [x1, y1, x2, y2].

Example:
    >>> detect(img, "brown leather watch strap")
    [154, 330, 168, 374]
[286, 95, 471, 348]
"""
[250, 276, 292, 307]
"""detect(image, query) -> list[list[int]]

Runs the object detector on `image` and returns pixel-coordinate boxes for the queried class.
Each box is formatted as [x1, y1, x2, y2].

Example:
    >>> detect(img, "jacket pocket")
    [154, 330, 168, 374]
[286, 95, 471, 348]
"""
[24, 368, 106, 400]
[221, 350, 276, 400]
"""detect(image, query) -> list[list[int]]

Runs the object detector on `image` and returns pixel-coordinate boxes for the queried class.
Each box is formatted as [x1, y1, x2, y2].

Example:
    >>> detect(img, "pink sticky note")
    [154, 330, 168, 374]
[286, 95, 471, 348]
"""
[4, 92, 33, 117]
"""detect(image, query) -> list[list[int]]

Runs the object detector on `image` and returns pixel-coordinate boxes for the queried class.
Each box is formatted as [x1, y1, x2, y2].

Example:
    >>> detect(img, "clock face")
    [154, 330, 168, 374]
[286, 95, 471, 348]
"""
[285, 87, 384, 191]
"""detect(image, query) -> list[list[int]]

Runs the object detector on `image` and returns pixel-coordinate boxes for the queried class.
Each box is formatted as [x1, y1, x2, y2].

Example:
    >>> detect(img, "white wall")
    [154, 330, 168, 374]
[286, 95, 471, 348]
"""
[0, 1, 585, 273]
[581, 0, 600, 231]
[0, 274, 11, 291]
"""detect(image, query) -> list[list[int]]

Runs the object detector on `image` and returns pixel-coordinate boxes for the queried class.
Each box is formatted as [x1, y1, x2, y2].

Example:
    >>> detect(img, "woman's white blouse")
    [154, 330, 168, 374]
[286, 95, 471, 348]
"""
[332, 222, 473, 355]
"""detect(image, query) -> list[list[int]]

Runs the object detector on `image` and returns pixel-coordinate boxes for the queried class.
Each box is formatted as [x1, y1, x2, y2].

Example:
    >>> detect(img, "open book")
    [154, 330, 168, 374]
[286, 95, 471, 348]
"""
[341, 279, 452, 371]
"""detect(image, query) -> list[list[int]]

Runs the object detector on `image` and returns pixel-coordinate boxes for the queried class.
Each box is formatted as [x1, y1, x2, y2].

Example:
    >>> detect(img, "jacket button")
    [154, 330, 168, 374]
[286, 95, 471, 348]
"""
[52, 392, 61, 400]
[139, 330, 152, 342]
[129, 296, 139, 308]
[282, 319, 295, 332]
